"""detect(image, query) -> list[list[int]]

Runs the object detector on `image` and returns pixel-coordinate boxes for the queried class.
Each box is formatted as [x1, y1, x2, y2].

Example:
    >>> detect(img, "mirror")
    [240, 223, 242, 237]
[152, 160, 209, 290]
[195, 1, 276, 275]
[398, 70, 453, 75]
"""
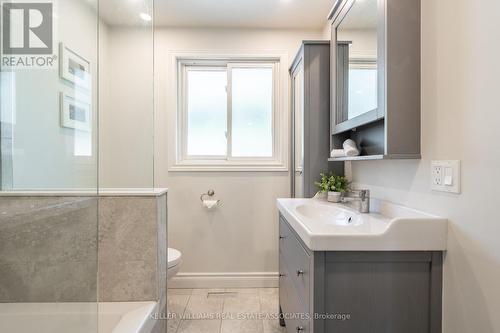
[336, 0, 378, 123]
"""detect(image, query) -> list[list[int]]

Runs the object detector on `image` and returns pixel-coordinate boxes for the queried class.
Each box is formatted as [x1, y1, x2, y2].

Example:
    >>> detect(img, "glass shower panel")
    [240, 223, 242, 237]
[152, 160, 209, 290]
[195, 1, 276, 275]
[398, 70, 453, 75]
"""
[1, 0, 99, 191]
[1, 0, 99, 332]
[0, 0, 156, 330]
[98, 0, 154, 190]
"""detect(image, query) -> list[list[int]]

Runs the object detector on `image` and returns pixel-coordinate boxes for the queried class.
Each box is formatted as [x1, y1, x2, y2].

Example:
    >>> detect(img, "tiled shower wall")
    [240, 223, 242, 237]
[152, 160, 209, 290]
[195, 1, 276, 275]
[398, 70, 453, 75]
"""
[0, 193, 167, 308]
[98, 194, 168, 306]
[0, 196, 98, 302]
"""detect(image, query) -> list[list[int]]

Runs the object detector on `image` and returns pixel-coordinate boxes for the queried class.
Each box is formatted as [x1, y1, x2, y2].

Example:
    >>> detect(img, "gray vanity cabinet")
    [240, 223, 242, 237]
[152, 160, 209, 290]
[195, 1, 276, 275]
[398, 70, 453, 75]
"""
[279, 215, 443, 333]
[290, 41, 343, 198]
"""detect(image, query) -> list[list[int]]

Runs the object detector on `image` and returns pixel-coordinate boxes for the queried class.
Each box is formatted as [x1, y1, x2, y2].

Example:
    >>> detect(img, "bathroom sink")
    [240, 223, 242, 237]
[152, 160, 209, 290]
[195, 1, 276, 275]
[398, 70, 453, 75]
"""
[295, 203, 363, 226]
[277, 198, 447, 251]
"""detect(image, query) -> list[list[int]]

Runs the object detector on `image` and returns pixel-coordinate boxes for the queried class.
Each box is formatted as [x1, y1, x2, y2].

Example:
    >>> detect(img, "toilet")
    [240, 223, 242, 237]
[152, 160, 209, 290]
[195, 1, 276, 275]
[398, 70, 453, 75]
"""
[167, 248, 182, 280]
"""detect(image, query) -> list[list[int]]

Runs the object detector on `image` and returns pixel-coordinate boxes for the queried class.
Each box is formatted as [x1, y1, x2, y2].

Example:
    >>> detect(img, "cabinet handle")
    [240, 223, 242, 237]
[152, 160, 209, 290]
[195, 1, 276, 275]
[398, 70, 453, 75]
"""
[296, 269, 304, 276]
[279, 273, 286, 278]
[296, 326, 305, 332]
[279, 235, 286, 240]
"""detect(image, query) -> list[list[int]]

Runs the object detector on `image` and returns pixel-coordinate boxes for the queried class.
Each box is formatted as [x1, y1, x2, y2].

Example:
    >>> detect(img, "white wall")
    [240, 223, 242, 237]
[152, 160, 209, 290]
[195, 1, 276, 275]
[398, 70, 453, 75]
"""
[153, 28, 326, 284]
[98, 27, 154, 189]
[337, 29, 377, 58]
[348, 0, 500, 332]
[323, 21, 377, 57]
[2, 0, 99, 190]
[322, 20, 332, 40]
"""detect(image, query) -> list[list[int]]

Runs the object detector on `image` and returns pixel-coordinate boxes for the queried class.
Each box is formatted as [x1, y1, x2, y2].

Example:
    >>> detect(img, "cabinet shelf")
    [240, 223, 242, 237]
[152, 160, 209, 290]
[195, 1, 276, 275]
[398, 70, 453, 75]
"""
[332, 110, 382, 135]
[328, 154, 421, 162]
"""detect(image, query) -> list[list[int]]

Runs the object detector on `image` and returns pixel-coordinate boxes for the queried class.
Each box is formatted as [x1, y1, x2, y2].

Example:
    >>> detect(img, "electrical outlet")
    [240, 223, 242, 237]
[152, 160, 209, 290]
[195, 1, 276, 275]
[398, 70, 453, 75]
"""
[431, 160, 461, 194]
[432, 165, 443, 185]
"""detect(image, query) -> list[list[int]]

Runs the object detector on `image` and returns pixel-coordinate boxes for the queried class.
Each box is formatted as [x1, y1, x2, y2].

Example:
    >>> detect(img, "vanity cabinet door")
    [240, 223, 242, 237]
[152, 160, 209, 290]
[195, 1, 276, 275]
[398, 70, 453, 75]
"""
[280, 255, 310, 333]
[279, 256, 289, 316]
[279, 216, 313, 332]
[279, 217, 311, 305]
[284, 295, 310, 333]
[323, 252, 434, 333]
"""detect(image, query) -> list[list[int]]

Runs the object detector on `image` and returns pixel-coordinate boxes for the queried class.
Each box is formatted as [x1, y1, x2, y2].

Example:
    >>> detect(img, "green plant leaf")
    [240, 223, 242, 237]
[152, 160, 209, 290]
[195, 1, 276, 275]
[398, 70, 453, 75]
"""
[315, 171, 350, 193]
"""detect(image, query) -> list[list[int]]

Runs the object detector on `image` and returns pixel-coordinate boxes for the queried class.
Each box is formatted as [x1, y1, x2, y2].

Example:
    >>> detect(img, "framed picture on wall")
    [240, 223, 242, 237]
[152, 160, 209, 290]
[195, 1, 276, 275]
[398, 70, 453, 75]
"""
[59, 43, 91, 90]
[60, 92, 91, 131]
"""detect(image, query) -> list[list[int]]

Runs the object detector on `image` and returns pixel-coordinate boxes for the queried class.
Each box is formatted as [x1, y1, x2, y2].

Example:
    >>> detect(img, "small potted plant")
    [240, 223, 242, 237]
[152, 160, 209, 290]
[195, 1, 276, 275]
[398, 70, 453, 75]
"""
[315, 172, 350, 203]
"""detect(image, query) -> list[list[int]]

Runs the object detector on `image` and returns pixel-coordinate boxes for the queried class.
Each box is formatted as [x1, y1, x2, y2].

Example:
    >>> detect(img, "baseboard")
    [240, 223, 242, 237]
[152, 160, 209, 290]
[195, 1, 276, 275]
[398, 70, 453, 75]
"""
[168, 272, 279, 289]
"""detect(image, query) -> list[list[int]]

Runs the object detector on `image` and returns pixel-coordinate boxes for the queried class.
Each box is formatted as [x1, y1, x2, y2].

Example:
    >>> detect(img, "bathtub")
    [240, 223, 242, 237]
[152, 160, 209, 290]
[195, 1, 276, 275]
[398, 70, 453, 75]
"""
[0, 301, 157, 333]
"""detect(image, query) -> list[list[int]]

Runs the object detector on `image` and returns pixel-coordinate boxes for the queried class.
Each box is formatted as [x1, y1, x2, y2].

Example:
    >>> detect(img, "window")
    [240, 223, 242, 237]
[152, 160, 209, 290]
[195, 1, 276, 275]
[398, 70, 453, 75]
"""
[174, 57, 286, 171]
[186, 68, 228, 156]
[231, 66, 273, 157]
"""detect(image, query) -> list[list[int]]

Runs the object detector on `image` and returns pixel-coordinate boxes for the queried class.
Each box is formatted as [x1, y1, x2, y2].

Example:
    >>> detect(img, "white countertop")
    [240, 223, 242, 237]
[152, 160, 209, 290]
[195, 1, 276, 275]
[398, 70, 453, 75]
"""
[277, 198, 448, 251]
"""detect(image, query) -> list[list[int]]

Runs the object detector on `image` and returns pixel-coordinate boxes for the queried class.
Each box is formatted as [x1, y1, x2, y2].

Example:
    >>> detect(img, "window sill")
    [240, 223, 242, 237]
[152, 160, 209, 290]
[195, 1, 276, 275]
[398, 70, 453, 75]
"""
[168, 161, 288, 172]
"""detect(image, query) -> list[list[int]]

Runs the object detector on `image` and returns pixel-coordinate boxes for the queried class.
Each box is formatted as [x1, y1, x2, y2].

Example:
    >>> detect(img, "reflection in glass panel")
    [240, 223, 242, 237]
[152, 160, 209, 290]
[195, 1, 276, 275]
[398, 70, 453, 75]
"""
[348, 68, 377, 119]
[0, 72, 15, 189]
[231, 67, 273, 157]
[0, 0, 99, 190]
[336, 0, 378, 120]
[187, 69, 228, 156]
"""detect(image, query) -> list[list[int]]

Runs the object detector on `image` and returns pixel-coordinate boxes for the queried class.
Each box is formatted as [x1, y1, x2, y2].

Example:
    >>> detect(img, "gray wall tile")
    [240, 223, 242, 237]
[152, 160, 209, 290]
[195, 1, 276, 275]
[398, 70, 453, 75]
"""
[0, 193, 167, 304]
[99, 260, 157, 301]
[98, 197, 157, 262]
[98, 196, 157, 301]
[0, 197, 98, 302]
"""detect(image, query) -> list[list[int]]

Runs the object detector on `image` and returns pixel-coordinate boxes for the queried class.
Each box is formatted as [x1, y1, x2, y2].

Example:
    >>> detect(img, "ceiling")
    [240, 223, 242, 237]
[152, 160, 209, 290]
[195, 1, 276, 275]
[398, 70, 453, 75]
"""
[98, 0, 336, 29]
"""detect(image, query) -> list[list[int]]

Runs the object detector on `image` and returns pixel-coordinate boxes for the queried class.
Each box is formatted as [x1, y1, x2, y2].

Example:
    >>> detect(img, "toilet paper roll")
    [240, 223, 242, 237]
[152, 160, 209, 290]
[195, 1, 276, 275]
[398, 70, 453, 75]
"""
[202, 200, 219, 209]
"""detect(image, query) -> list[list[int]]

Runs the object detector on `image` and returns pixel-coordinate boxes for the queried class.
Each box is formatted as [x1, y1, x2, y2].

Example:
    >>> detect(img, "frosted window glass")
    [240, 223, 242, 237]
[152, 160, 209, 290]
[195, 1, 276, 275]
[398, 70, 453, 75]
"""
[187, 70, 227, 156]
[231, 68, 273, 157]
[348, 68, 378, 119]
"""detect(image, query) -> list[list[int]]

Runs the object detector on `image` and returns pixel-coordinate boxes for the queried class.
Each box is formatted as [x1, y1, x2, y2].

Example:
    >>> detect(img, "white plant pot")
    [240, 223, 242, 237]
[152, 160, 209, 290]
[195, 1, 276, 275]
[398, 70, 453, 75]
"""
[327, 191, 342, 203]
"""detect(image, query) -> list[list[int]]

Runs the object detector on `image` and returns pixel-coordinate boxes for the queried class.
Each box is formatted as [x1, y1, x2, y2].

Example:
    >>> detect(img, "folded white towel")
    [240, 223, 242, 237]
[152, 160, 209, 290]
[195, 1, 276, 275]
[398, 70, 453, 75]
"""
[343, 139, 360, 157]
[330, 149, 346, 158]
[345, 148, 360, 157]
[343, 139, 357, 149]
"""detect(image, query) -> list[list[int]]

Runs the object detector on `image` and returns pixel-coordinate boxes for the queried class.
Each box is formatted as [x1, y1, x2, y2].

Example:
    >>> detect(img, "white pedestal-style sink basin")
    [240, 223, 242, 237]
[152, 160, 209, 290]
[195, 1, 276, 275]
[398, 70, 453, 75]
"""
[277, 198, 448, 251]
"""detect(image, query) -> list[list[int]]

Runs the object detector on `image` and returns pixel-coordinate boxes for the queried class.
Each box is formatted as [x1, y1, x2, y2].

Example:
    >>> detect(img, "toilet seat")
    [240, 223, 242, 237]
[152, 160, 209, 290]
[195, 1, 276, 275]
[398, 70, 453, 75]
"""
[168, 248, 182, 269]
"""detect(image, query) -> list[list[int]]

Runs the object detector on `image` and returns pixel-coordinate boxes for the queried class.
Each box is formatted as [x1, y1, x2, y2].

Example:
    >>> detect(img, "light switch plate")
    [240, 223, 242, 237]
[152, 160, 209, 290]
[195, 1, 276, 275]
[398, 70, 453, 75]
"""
[431, 160, 461, 193]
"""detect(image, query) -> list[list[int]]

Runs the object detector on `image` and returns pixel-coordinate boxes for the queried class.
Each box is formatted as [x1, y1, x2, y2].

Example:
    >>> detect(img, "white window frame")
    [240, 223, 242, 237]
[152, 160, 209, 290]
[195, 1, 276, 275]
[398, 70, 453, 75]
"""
[169, 54, 288, 172]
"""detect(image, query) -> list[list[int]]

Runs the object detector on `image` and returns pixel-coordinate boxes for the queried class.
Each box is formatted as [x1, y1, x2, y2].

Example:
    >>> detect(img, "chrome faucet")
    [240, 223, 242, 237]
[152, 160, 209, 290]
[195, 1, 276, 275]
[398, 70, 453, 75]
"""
[342, 189, 370, 213]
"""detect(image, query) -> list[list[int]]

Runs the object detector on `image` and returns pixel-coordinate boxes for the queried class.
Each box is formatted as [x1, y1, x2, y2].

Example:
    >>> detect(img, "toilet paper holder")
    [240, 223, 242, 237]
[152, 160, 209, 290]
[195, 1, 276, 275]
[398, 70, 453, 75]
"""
[200, 189, 221, 208]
